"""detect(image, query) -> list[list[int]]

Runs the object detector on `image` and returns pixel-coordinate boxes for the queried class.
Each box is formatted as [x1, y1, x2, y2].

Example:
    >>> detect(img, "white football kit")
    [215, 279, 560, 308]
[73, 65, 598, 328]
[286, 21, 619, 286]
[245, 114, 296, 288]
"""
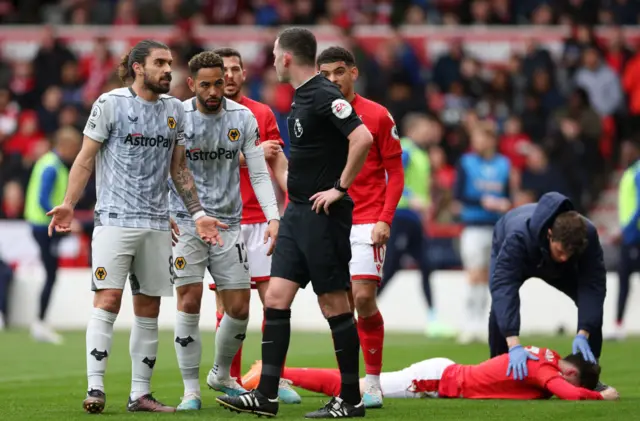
[84, 87, 185, 297]
[168, 97, 279, 291]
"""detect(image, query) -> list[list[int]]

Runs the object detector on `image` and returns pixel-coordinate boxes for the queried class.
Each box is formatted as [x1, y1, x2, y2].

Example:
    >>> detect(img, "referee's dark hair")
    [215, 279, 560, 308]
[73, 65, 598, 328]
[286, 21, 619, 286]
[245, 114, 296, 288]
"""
[188, 51, 224, 76]
[213, 47, 244, 69]
[118, 39, 170, 84]
[317, 46, 356, 67]
[277, 27, 317, 66]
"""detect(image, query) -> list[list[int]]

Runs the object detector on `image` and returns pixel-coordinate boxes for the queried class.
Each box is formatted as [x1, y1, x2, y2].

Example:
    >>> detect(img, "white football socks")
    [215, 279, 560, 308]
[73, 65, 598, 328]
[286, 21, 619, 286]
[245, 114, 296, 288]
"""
[86, 308, 117, 392]
[213, 314, 248, 380]
[364, 374, 381, 388]
[174, 311, 201, 396]
[129, 316, 158, 400]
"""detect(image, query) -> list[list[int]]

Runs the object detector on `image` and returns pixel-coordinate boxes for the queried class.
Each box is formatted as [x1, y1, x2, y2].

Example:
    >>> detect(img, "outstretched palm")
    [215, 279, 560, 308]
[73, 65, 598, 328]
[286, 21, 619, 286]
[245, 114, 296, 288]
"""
[46, 203, 74, 237]
[196, 216, 230, 246]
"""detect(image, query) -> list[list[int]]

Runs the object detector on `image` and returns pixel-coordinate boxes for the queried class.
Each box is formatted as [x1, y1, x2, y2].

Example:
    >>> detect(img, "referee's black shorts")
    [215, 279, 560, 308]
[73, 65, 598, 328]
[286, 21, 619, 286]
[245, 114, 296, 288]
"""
[270, 200, 353, 295]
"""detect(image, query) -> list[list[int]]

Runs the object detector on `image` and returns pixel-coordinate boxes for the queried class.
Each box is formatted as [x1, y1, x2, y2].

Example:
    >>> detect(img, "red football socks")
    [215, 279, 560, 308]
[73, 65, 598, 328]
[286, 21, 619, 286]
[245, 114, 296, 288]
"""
[357, 311, 384, 375]
[283, 367, 342, 397]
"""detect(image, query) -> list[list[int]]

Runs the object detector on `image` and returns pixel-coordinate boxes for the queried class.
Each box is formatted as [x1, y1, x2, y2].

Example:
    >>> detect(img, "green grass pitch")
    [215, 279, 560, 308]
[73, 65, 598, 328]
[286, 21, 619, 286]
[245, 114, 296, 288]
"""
[0, 330, 637, 420]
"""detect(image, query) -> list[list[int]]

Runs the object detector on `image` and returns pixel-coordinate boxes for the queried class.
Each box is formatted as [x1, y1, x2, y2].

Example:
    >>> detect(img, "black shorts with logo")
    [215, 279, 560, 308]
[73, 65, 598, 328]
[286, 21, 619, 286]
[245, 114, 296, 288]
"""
[270, 199, 353, 295]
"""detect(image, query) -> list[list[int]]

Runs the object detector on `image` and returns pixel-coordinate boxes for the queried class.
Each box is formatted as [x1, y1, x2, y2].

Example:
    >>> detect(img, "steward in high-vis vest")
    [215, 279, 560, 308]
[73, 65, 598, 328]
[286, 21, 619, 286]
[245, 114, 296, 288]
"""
[611, 138, 640, 339]
[24, 126, 81, 344]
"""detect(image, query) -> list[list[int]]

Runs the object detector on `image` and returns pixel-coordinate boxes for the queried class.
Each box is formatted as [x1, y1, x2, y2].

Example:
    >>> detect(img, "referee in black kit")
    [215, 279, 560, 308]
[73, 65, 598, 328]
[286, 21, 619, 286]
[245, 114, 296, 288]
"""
[217, 27, 373, 418]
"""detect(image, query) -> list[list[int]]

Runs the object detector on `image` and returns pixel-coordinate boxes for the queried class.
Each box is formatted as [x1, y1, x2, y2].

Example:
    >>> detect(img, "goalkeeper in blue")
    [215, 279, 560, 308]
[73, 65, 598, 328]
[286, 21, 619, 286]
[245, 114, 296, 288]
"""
[488, 192, 608, 389]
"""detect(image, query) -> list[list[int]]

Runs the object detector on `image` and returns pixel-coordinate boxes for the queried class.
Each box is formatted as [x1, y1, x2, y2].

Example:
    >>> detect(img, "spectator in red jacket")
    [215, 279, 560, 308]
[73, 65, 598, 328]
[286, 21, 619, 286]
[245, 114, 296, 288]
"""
[2, 110, 46, 160]
[499, 116, 532, 172]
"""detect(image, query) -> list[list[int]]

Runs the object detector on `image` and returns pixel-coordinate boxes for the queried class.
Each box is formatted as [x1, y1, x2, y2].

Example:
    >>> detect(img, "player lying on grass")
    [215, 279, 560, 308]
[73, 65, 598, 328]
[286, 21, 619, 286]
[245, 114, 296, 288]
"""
[241, 346, 619, 405]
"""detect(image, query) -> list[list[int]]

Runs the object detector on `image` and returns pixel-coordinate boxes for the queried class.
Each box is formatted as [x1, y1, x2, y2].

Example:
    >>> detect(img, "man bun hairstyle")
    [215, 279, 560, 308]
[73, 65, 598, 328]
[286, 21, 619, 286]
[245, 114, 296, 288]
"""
[563, 353, 601, 390]
[188, 51, 224, 76]
[118, 39, 170, 84]
[213, 47, 244, 69]
[550, 210, 589, 256]
[317, 46, 356, 67]
[277, 27, 317, 67]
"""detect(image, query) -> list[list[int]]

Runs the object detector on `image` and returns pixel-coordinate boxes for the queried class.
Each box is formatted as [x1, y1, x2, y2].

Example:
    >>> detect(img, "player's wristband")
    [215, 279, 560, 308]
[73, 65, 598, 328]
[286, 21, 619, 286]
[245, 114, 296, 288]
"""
[192, 210, 206, 222]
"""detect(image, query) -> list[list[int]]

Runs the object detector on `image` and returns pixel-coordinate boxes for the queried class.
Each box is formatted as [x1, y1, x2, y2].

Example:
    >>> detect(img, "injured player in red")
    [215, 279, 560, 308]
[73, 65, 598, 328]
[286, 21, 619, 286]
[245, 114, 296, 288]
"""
[242, 346, 619, 402]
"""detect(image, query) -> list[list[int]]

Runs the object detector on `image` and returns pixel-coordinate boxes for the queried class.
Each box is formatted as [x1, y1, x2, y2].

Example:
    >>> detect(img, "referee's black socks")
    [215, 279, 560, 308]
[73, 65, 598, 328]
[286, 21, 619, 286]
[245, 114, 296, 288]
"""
[258, 307, 291, 399]
[328, 312, 361, 405]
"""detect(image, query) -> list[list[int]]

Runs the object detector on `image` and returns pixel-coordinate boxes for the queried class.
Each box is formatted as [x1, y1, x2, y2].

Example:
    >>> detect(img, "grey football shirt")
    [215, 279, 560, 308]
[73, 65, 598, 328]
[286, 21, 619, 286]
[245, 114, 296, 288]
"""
[169, 97, 278, 227]
[83, 87, 185, 231]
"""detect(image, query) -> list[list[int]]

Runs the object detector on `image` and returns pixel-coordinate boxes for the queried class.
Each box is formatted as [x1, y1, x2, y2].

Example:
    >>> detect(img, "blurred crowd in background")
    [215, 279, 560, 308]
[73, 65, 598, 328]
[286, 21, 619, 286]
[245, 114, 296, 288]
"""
[1, 0, 639, 267]
[1, 0, 640, 27]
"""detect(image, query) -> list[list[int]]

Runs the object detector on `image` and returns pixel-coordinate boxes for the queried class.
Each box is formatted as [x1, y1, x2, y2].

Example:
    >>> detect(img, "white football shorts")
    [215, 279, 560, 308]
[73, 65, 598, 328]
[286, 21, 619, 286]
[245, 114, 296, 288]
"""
[349, 223, 385, 283]
[172, 223, 250, 291]
[91, 226, 173, 297]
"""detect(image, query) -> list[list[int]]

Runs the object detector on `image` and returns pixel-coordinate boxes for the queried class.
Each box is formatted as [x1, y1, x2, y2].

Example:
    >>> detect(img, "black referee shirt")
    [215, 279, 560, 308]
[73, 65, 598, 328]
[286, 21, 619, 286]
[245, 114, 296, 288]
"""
[286, 74, 363, 204]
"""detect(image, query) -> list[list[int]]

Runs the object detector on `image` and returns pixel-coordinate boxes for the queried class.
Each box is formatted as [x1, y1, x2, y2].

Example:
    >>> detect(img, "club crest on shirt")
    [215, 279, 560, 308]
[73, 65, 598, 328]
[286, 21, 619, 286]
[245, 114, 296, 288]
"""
[227, 128, 240, 142]
[167, 116, 177, 129]
[294, 118, 303, 138]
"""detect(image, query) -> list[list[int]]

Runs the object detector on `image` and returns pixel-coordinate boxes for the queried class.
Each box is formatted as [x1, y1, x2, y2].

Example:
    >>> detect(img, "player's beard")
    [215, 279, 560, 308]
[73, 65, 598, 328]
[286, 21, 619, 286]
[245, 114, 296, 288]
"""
[224, 84, 241, 100]
[197, 93, 222, 113]
[144, 71, 172, 94]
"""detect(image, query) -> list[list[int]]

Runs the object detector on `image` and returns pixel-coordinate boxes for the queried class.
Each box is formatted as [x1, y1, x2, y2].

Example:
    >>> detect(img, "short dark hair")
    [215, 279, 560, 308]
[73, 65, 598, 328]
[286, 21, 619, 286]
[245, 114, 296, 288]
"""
[563, 353, 601, 390]
[188, 51, 224, 76]
[317, 46, 356, 67]
[213, 47, 244, 69]
[277, 27, 317, 66]
[118, 39, 169, 84]
[550, 210, 589, 256]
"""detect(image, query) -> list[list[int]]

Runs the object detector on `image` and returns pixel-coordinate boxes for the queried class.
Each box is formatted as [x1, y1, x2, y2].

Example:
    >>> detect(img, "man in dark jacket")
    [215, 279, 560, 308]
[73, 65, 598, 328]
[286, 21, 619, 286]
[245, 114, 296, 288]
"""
[489, 192, 605, 382]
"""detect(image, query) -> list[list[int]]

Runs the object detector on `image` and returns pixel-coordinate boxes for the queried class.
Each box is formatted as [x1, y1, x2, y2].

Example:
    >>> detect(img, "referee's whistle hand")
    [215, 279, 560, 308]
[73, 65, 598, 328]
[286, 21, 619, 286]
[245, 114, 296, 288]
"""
[310, 188, 344, 215]
[195, 216, 229, 246]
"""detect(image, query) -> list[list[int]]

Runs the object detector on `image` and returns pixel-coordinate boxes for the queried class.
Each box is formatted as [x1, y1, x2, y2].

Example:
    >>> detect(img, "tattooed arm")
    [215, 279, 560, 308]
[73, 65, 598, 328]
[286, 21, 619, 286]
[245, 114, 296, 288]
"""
[170, 144, 204, 216]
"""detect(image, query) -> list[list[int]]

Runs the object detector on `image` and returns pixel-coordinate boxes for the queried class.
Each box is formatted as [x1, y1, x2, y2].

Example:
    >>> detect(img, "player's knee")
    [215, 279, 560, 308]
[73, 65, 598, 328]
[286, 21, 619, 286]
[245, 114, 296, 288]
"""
[93, 289, 122, 314]
[177, 284, 203, 314]
[225, 301, 249, 320]
[353, 293, 378, 317]
[178, 294, 201, 314]
[133, 294, 161, 318]
[220, 289, 250, 320]
[351, 281, 378, 316]
[318, 291, 351, 319]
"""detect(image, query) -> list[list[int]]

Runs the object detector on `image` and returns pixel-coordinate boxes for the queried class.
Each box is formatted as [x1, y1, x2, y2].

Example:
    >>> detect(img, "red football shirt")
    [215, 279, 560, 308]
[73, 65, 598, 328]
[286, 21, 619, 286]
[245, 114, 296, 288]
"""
[437, 346, 564, 399]
[237, 96, 284, 225]
[349, 94, 403, 225]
